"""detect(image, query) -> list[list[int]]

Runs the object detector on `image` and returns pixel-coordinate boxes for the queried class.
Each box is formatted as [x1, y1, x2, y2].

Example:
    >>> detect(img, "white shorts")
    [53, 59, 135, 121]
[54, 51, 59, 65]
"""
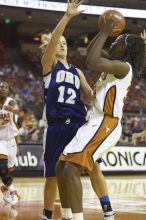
[60, 115, 122, 171]
[0, 138, 17, 168]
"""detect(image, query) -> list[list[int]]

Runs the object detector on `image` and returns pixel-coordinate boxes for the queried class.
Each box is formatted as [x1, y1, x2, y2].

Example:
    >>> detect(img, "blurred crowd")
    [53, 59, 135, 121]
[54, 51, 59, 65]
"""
[0, 40, 146, 145]
[119, 115, 146, 145]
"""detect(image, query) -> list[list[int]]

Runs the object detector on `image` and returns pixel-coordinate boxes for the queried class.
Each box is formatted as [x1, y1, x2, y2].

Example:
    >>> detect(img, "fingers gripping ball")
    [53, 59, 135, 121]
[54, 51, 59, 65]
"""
[98, 10, 126, 37]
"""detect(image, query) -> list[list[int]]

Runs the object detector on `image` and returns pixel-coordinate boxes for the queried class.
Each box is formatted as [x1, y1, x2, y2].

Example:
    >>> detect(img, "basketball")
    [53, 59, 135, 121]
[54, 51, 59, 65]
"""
[98, 10, 126, 37]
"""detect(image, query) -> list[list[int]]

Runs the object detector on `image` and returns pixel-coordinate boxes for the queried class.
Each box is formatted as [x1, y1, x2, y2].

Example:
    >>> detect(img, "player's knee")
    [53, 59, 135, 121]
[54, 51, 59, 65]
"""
[45, 176, 57, 188]
[0, 160, 13, 186]
[63, 162, 82, 179]
[8, 167, 15, 173]
[89, 169, 101, 180]
[90, 162, 102, 175]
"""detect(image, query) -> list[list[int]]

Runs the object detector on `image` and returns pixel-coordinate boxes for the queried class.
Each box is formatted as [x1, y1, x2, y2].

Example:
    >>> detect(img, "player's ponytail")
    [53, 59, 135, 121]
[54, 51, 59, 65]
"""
[123, 33, 145, 76]
[39, 33, 52, 54]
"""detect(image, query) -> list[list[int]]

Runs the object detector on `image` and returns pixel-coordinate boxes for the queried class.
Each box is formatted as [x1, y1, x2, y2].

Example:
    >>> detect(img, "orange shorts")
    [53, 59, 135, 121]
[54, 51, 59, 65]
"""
[60, 115, 121, 171]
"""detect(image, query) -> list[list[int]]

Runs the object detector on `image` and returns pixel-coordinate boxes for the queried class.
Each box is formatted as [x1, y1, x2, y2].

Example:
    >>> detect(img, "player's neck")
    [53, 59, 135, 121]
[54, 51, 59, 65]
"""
[58, 58, 68, 66]
[0, 96, 7, 105]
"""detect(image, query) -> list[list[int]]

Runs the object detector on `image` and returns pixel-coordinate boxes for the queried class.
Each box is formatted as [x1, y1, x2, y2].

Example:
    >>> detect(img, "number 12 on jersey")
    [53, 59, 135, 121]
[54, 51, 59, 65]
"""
[58, 86, 76, 104]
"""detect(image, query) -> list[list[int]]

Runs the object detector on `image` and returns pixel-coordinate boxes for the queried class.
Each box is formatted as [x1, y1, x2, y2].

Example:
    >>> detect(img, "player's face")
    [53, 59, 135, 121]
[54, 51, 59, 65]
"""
[0, 82, 9, 98]
[108, 35, 126, 59]
[56, 36, 67, 58]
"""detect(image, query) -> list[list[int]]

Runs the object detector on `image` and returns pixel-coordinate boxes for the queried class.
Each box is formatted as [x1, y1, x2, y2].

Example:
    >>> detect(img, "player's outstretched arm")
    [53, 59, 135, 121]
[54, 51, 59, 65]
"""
[76, 68, 96, 104]
[87, 33, 109, 58]
[41, 0, 84, 75]
[86, 17, 129, 78]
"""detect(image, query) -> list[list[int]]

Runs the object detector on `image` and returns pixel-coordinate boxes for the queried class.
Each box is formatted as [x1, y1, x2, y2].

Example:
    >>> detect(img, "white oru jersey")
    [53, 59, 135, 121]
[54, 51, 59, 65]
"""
[91, 62, 133, 120]
[0, 97, 18, 140]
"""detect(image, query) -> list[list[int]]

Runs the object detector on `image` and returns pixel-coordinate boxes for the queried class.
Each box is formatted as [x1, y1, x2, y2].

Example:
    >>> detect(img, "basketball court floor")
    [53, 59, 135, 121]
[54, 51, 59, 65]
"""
[0, 175, 146, 220]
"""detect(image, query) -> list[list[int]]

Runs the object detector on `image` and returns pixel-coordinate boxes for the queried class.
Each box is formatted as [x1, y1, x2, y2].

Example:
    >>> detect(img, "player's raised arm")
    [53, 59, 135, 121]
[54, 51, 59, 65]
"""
[86, 12, 130, 78]
[87, 33, 110, 58]
[41, 0, 84, 75]
[76, 68, 95, 101]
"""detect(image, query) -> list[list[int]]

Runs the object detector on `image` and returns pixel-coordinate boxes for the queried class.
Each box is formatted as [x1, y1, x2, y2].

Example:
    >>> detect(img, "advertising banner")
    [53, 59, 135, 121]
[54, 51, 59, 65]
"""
[101, 146, 146, 172]
[14, 145, 146, 175]
[0, 0, 146, 18]
[15, 144, 44, 175]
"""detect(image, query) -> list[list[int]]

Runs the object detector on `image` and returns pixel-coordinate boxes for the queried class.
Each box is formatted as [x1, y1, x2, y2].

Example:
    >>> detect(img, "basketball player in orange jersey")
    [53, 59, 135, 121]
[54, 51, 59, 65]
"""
[56, 16, 146, 220]
[0, 81, 20, 205]
[40, 1, 115, 220]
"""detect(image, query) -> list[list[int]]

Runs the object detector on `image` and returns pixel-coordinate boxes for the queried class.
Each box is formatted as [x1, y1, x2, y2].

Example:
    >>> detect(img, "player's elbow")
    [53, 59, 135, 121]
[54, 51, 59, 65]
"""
[86, 56, 102, 71]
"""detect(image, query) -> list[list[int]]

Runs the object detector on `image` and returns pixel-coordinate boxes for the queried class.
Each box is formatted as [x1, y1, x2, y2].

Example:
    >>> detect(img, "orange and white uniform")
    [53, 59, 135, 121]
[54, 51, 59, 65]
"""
[60, 63, 132, 171]
[0, 97, 18, 168]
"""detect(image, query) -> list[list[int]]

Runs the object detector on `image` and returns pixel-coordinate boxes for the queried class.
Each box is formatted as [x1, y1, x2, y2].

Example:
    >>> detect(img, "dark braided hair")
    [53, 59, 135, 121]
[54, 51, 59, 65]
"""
[122, 34, 145, 76]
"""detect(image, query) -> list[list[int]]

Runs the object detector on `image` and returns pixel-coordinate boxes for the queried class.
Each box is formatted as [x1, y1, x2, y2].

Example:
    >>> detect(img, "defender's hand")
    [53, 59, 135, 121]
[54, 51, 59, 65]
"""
[65, 0, 84, 18]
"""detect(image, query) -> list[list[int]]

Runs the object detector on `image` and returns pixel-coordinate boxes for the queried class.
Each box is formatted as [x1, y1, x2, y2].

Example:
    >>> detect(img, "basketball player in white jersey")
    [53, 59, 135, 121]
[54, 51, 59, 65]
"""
[56, 17, 146, 220]
[0, 81, 20, 205]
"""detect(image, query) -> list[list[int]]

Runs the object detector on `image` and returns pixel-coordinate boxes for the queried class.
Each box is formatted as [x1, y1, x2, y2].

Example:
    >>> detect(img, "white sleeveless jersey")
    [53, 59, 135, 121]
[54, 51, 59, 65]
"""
[91, 63, 132, 120]
[0, 97, 18, 140]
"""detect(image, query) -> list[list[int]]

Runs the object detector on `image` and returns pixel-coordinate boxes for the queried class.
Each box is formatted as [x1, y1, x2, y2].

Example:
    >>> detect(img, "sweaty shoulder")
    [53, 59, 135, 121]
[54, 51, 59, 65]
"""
[114, 62, 132, 86]
[42, 58, 57, 76]
[43, 60, 60, 78]
[113, 60, 130, 79]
